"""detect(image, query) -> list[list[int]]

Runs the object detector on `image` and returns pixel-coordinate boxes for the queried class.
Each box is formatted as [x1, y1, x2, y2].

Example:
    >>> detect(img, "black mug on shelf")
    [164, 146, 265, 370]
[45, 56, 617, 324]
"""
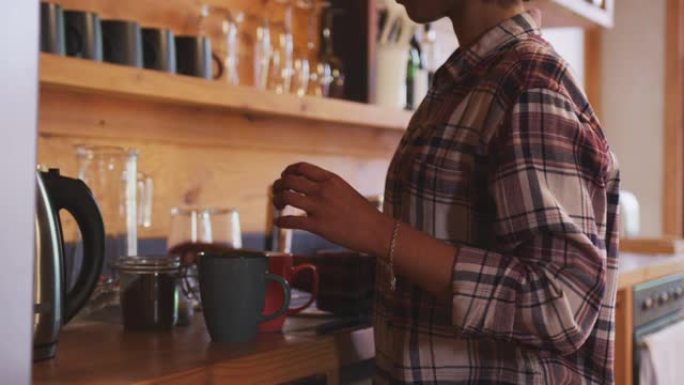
[64, 10, 103, 61]
[175, 35, 223, 80]
[101, 19, 143, 67]
[40, 2, 66, 55]
[142, 27, 177, 73]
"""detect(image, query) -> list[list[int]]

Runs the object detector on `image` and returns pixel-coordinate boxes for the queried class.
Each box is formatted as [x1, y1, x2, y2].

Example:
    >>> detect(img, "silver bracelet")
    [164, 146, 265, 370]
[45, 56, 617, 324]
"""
[388, 220, 400, 291]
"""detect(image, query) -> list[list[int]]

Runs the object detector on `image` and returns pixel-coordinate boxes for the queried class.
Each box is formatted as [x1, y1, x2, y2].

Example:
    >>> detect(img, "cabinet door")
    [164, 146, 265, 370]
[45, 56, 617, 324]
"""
[0, 0, 39, 383]
[615, 288, 634, 385]
[525, 0, 614, 29]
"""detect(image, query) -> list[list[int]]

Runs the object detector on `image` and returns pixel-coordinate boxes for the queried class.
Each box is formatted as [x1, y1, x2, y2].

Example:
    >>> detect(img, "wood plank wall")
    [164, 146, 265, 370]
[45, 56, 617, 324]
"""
[38, 89, 399, 239]
[38, 0, 402, 239]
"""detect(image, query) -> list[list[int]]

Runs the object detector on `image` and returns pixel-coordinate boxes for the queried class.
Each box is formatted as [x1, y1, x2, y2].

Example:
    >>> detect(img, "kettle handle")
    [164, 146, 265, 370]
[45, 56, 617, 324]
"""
[42, 169, 105, 323]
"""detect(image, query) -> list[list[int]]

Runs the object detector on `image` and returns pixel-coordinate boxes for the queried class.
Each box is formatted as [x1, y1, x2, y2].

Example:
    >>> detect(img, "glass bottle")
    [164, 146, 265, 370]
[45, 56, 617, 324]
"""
[306, 1, 328, 97]
[291, 0, 314, 97]
[405, 36, 420, 110]
[411, 28, 430, 107]
[318, 4, 345, 99]
[421, 23, 438, 85]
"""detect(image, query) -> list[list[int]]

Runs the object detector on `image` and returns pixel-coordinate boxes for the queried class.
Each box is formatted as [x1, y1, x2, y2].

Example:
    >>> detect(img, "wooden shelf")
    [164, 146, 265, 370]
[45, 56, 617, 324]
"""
[527, 0, 614, 29]
[39, 54, 412, 132]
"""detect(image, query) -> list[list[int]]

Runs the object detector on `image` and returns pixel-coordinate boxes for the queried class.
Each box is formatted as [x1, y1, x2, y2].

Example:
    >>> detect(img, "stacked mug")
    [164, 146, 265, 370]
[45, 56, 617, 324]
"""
[40, 2, 221, 78]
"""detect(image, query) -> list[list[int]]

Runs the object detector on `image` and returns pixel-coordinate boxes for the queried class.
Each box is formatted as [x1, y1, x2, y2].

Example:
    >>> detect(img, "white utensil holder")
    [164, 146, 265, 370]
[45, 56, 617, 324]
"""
[374, 45, 409, 109]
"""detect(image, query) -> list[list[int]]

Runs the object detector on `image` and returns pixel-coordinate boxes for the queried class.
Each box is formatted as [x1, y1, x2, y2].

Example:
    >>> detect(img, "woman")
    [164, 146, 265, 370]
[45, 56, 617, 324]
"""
[272, 0, 620, 384]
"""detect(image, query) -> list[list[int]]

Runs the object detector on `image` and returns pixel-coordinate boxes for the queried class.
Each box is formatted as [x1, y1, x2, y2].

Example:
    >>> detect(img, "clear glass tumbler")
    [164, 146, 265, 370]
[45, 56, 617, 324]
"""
[167, 207, 243, 304]
[254, 17, 272, 90]
[267, 0, 294, 94]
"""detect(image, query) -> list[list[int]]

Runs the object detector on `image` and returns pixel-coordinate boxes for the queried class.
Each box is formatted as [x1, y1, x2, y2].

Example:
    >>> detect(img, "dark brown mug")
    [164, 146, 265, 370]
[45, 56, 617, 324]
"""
[40, 2, 66, 55]
[175, 35, 223, 80]
[142, 27, 176, 73]
[101, 19, 143, 67]
[64, 10, 103, 61]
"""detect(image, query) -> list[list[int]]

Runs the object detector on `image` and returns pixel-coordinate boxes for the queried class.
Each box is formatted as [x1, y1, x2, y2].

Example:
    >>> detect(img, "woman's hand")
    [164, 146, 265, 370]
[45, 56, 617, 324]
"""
[272, 162, 394, 257]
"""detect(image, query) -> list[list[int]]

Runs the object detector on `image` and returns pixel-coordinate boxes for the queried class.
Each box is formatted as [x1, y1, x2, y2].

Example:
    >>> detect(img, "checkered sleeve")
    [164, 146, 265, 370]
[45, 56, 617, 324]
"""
[451, 88, 609, 355]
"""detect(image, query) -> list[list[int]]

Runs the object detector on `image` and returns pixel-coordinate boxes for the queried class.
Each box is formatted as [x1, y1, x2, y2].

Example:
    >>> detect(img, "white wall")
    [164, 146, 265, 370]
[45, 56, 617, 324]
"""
[601, 0, 666, 237]
[432, 18, 587, 87]
[0, 0, 39, 383]
[432, 17, 460, 67]
[544, 28, 586, 87]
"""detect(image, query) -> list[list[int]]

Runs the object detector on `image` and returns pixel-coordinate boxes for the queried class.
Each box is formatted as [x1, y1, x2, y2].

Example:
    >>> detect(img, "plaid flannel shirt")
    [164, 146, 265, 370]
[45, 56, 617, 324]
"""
[376, 11, 620, 385]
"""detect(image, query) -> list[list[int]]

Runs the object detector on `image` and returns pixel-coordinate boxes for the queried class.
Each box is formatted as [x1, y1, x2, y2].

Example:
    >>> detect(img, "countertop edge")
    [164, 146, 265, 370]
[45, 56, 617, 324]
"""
[618, 253, 684, 290]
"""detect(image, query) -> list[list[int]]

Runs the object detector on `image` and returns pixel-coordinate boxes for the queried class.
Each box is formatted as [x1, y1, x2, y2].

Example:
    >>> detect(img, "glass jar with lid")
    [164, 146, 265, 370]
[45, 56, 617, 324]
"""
[114, 256, 180, 331]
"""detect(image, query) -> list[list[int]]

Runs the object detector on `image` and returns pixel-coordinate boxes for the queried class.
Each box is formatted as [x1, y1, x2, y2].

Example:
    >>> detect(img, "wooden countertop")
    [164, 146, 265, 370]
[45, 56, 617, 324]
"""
[32, 314, 373, 385]
[33, 253, 684, 385]
[618, 252, 684, 289]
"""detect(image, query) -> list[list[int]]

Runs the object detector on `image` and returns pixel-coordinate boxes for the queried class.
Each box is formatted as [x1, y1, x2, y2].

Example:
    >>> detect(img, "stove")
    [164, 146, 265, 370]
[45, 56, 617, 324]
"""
[633, 274, 684, 384]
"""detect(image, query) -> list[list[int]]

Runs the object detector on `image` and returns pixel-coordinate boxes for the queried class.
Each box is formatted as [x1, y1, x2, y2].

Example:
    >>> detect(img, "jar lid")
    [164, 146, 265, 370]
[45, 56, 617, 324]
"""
[114, 256, 181, 273]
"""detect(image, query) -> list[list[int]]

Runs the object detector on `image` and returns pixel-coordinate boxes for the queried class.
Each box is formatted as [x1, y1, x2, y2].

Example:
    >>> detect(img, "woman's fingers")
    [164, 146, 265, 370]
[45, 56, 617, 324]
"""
[273, 174, 319, 195]
[283, 162, 333, 182]
[272, 190, 315, 212]
[275, 215, 314, 232]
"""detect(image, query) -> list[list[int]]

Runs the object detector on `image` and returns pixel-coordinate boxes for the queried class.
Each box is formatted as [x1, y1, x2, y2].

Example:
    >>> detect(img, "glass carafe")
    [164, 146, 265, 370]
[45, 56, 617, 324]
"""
[199, 4, 244, 86]
[75, 145, 153, 286]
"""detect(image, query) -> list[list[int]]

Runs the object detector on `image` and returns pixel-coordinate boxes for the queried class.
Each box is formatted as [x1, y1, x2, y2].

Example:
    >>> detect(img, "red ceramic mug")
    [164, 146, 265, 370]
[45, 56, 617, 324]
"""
[260, 252, 319, 332]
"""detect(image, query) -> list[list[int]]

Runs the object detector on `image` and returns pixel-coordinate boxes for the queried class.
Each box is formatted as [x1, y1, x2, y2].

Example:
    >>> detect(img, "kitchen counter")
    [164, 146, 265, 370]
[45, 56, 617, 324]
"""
[33, 253, 684, 385]
[618, 252, 684, 289]
[32, 314, 373, 385]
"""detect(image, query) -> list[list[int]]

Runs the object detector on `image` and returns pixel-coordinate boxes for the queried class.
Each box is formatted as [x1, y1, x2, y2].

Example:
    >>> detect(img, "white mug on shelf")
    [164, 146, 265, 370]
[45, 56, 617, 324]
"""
[374, 45, 409, 109]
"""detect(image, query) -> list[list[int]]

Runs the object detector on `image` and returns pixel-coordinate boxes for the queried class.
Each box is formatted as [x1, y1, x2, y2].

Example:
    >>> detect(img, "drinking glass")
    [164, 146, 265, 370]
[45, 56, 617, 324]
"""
[222, 11, 244, 86]
[254, 17, 272, 90]
[292, 57, 310, 97]
[267, 0, 294, 94]
[167, 207, 243, 303]
[291, 0, 314, 97]
[205, 5, 244, 86]
[198, 4, 244, 85]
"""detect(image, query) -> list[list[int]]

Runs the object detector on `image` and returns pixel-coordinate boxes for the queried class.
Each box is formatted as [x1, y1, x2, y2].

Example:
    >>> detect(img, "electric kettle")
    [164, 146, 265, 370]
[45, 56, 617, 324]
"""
[33, 169, 105, 361]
